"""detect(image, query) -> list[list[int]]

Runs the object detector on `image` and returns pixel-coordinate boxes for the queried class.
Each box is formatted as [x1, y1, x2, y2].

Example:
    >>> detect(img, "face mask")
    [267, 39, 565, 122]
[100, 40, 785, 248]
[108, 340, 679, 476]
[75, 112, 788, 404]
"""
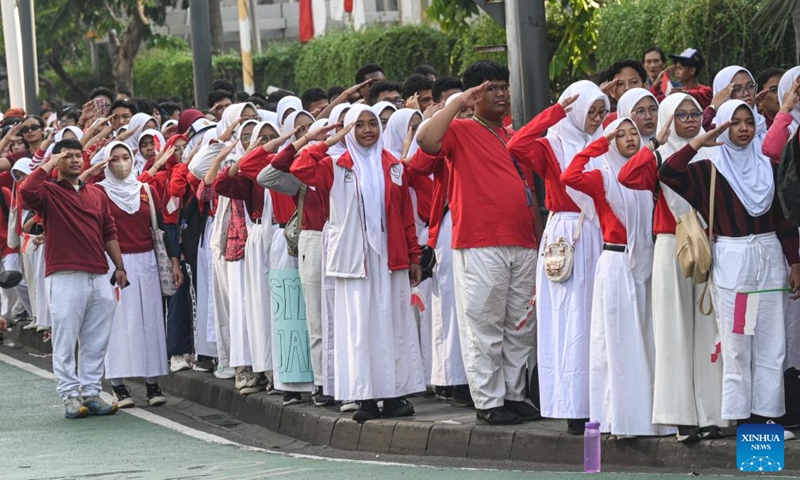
[109, 159, 132, 179]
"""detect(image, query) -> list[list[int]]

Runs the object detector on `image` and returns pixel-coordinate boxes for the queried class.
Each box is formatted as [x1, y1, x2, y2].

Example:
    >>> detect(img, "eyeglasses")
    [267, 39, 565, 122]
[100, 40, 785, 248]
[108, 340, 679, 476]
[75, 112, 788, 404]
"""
[391, 98, 405, 108]
[731, 82, 757, 97]
[675, 111, 703, 123]
[240, 133, 252, 144]
[632, 106, 659, 119]
[20, 124, 41, 134]
[587, 108, 609, 120]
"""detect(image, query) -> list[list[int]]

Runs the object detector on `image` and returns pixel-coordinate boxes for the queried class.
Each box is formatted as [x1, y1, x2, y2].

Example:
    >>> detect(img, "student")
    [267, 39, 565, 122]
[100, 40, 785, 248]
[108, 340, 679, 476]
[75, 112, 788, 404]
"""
[371, 101, 397, 130]
[417, 60, 541, 426]
[20, 138, 126, 419]
[705, 66, 764, 142]
[643, 47, 666, 88]
[291, 104, 426, 422]
[658, 100, 800, 440]
[403, 74, 434, 113]
[369, 81, 404, 107]
[95, 142, 181, 408]
[755, 68, 785, 128]
[276, 96, 303, 129]
[762, 66, 800, 161]
[650, 48, 712, 109]
[618, 92, 727, 442]
[562, 118, 672, 438]
[506, 80, 606, 433]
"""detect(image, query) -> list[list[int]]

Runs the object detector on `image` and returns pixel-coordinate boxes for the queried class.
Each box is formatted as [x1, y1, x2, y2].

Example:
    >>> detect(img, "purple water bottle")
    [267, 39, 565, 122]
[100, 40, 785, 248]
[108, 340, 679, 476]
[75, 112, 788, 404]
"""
[584, 421, 602, 473]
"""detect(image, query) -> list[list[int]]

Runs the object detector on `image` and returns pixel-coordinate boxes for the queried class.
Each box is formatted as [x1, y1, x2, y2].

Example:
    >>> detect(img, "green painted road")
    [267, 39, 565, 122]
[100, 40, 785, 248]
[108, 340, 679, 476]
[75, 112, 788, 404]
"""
[0, 355, 750, 480]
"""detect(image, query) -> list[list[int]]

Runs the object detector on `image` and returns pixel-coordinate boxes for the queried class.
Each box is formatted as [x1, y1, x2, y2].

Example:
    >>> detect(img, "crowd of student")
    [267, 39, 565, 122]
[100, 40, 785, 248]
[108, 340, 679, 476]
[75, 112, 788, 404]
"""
[1, 46, 799, 443]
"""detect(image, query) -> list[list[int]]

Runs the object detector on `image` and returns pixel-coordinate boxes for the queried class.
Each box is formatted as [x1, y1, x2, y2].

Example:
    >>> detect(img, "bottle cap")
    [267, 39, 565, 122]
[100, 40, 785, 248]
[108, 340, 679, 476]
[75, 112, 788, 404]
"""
[585, 421, 601, 429]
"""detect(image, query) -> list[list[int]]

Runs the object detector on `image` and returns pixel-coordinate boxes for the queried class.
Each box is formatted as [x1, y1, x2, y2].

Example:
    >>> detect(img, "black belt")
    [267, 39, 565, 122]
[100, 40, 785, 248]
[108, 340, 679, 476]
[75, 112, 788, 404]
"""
[272, 222, 287, 228]
[254, 218, 262, 224]
[603, 243, 627, 252]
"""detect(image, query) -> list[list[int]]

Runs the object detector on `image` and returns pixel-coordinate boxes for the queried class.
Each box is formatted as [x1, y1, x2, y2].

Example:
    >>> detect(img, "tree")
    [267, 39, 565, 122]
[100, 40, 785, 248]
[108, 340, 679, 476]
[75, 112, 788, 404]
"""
[209, 0, 225, 53]
[753, 0, 800, 63]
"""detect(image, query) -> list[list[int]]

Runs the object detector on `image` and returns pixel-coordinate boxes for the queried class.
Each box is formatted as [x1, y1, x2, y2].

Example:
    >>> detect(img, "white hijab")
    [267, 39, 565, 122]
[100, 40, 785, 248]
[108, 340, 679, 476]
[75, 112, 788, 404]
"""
[276, 96, 303, 129]
[712, 65, 767, 141]
[215, 102, 256, 139]
[136, 128, 166, 173]
[282, 110, 315, 144]
[328, 103, 351, 160]
[778, 66, 800, 135]
[616, 88, 657, 145]
[98, 141, 142, 215]
[258, 109, 278, 124]
[45, 126, 85, 158]
[709, 100, 775, 217]
[234, 119, 259, 160]
[345, 104, 385, 254]
[125, 113, 157, 151]
[545, 80, 610, 222]
[11, 157, 33, 182]
[250, 121, 281, 149]
[371, 101, 397, 129]
[656, 93, 714, 218]
[384, 108, 422, 160]
[602, 118, 654, 282]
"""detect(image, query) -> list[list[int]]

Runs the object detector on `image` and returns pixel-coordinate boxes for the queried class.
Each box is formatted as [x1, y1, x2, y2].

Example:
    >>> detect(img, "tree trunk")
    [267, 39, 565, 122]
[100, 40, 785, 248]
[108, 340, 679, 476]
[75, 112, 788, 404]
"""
[794, 1, 800, 64]
[47, 49, 87, 100]
[209, 0, 225, 53]
[112, 3, 150, 95]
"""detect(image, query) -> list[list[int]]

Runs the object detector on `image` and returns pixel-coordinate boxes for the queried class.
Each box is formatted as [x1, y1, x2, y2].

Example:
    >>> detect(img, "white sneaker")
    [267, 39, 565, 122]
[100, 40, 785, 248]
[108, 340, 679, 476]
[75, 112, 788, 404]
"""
[234, 367, 248, 389]
[214, 365, 235, 379]
[36, 325, 49, 332]
[340, 401, 358, 412]
[23, 321, 39, 330]
[766, 420, 796, 441]
[170, 355, 191, 373]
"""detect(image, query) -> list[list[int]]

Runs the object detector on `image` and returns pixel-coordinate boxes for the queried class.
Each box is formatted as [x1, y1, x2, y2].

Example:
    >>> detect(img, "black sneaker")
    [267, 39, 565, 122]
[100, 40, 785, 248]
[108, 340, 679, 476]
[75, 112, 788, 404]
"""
[112, 384, 135, 409]
[476, 406, 521, 425]
[146, 383, 167, 407]
[504, 400, 541, 421]
[676, 425, 701, 443]
[567, 418, 589, 435]
[451, 384, 474, 408]
[311, 386, 335, 407]
[352, 399, 381, 422]
[434, 386, 454, 401]
[193, 357, 215, 373]
[283, 392, 304, 406]
[382, 397, 415, 418]
[699, 425, 723, 440]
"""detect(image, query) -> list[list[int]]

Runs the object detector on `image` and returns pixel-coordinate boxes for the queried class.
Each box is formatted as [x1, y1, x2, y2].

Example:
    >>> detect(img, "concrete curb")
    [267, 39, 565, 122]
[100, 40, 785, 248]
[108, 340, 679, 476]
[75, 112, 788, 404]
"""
[10, 325, 799, 472]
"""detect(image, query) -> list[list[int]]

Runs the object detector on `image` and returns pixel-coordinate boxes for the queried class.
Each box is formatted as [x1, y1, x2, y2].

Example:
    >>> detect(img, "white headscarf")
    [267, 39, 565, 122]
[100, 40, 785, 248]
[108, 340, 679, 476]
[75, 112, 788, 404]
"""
[384, 108, 422, 160]
[309, 118, 330, 143]
[345, 104, 385, 254]
[656, 93, 714, 218]
[258, 109, 278, 125]
[545, 80, 610, 222]
[232, 119, 259, 161]
[371, 101, 397, 127]
[215, 102, 256, 139]
[161, 119, 177, 135]
[616, 88, 658, 145]
[778, 66, 800, 135]
[276, 96, 303, 129]
[712, 65, 767, 141]
[327, 103, 351, 160]
[709, 100, 775, 217]
[136, 128, 166, 172]
[11, 157, 33, 182]
[282, 110, 315, 144]
[125, 113, 158, 150]
[98, 141, 142, 215]
[45, 126, 85, 158]
[602, 118, 654, 282]
[250, 121, 280, 149]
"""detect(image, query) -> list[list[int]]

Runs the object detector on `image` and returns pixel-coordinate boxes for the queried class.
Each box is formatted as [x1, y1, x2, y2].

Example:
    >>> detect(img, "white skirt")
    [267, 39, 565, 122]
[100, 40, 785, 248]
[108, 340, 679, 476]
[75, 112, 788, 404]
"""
[33, 241, 51, 327]
[245, 222, 273, 372]
[227, 259, 251, 367]
[589, 250, 673, 436]
[416, 226, 433, 385]
[104, 251, 168, 379]
[333, 241, 426, 401]
[195, 216, 217, 357]
[537, 212, 601, 419]
[321, 223, 336, 396]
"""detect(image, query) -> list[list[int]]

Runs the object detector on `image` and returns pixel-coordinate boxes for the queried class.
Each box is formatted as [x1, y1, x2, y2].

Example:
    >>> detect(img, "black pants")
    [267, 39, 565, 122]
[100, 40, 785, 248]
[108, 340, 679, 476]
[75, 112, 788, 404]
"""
[165, 224, 195, 357]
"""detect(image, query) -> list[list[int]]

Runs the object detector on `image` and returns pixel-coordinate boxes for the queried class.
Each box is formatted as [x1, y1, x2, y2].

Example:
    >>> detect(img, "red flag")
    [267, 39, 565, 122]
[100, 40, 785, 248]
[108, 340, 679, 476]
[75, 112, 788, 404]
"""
[344, 0, 353, 13]
[299, 0, 314, 43]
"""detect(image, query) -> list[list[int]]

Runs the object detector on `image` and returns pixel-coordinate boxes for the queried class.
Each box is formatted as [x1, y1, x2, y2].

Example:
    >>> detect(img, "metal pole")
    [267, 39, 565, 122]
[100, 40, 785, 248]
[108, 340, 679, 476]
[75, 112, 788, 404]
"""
[18, 0, 39, 114]
[189, 0, 214, 109]
[504, 0, 550, 127]
[238, 0, 255, 94]
[249, 0, 261, 53]
[1, 0, 25, 109]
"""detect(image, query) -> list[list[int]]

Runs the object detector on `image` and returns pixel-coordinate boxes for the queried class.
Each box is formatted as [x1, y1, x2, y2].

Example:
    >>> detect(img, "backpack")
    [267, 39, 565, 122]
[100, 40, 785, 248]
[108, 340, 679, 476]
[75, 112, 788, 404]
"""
[777, 128, 800, 222]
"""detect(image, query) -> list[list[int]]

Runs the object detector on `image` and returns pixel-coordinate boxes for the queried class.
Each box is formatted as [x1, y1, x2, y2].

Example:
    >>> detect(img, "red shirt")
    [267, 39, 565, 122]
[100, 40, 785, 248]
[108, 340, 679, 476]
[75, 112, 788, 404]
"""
[408, 148, 448, 248]
[435, 118, 537, 250]
[762, 111, 793, 162]
[617, 147, 677, 235]
[650, 82, 713, 110]
[560, 138, 627, 245]
[238, 145, 297, 225]
[269, 144, 329, 231]
[20, 167, 118, 276]
[507, 104, 581, 214]
[212, 167, 264, 222]
[139, 169, 179, 225]
[98, 184, 160, 254]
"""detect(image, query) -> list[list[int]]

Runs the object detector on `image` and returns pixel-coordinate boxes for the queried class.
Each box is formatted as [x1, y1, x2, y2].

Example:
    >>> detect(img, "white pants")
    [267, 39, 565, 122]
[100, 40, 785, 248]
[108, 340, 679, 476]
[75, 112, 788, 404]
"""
[652, 234, 726, 427]
[590, 250, 673, 436]
[47, 270, 116, 400]
[244, 222, 272, 372]
[195, 217, 217, 357]
[299, 230, 324, 386]
[104, 252, 168, 379]
[453, 246, 537, 410]
[429, 212, 467, 386]
[21, 235, 38, 318]
[33, 240, 50, 327]
[537, 212, 601, 419]
[227, 259, 251, 368]
[712, 233, 787, 419]
[2, 253, 31, 319]
[212, 252, 231, 368]
[321, 223, 336, 395]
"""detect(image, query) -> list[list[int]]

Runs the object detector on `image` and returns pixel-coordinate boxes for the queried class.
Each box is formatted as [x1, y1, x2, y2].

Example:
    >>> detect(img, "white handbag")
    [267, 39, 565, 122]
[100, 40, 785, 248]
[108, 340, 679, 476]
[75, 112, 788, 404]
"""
[541, 212, 584, 283]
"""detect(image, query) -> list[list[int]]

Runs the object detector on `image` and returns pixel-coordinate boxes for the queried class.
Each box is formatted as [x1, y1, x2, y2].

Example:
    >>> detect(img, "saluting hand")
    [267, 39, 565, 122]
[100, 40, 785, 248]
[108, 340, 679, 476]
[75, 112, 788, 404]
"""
[116, 123, 142, 142]
[780, 78, 800, 113]
[305, 122, 340, 143]
[655, 114, 673, 147]
[325, 122, 355, 147]
[558, 94, 579, 114]
[460, 82, 491, 109]
[689, 121, 731, 150]
[219, 118, 242, 143]
[711, 84, 733, 110]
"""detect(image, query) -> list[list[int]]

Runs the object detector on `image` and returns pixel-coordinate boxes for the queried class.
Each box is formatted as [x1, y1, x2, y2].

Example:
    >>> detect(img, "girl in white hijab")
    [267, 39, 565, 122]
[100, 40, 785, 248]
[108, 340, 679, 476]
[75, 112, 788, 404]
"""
[136, 128, 166, 175]
[98, 141, 181, 409]
[290, 103, 426, 422]
[371, 101, 397, 131]
[562, 117, 672, 438]
[327, 103, 351, 160]
[506, 80, 606, 434]
[276, 96, 303, 129]
[762, 66, 800, 161]
[712, 66, 766, 141]
[658, 100, 800, 440]
[124, 113, 158, 152]
[619, 92, 728, 441]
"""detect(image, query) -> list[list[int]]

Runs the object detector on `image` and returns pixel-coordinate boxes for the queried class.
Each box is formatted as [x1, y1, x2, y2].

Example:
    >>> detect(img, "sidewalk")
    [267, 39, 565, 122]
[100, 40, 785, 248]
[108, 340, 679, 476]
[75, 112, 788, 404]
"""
[9, 324, 799, 472]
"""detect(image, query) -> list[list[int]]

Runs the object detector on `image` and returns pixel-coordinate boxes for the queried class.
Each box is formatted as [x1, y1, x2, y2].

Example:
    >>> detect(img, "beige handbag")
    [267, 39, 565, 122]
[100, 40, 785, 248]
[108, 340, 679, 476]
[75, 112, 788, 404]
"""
[674, 164, 716, 314]
[144, 184, 177, 297]
[541, 211, 584, 283]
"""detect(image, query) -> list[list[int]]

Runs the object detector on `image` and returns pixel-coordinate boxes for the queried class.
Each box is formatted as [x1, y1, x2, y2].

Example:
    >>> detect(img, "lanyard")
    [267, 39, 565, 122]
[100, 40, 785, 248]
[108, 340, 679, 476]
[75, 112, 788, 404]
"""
[471, 115, 533, 207]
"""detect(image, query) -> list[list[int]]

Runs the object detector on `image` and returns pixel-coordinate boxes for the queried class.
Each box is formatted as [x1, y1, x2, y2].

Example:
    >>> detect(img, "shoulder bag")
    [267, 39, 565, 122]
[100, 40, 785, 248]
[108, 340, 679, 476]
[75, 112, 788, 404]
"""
[144, 183, 178, 297]
[541, 211, 584, 283]
[284, 184, 307, 257]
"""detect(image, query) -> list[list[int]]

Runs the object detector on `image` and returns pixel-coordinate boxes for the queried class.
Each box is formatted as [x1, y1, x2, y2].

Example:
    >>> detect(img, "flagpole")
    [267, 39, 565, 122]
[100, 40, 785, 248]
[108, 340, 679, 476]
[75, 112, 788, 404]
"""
[1, 0, 25, 108]
[237, 0, 255, 94]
